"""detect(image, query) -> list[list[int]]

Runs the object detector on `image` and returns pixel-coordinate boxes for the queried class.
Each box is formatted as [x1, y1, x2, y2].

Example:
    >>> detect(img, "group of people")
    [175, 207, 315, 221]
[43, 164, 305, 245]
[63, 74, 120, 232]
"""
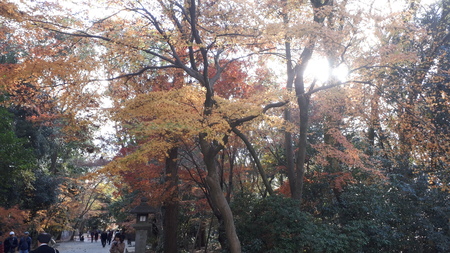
[2, 231, 58, 253]
[2, 230, 126, 253]
[83, 230, 126, 253]
[86, 230, 114, 247]
[3, 231, 31, 253]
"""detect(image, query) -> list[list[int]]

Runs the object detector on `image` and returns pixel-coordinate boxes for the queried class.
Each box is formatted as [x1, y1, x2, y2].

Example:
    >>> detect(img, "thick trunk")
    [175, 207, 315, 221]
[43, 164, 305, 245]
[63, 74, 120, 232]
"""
[292, 44, 313, 201]
[50, 149, 58, 174]
[292, 95, 310, 201]
[202, 142, 241, 253]
[164, 147, 179, 253]
[205, 174, 241, 253]
[367, 90, 381, 156]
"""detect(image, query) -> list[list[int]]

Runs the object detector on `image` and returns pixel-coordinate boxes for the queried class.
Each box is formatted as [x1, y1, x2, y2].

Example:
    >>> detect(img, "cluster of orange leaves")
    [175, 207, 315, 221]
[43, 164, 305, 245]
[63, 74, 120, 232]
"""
[0, 206, 28, 235]
[277, 171, 355, 197]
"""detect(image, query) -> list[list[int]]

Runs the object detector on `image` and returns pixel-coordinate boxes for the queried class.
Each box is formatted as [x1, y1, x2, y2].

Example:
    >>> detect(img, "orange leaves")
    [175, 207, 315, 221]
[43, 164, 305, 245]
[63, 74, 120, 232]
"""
[276, 180, 292, 196]
[327, 172, 354, 192]
[0, 206, 28, 233]
[312, 127, 366, 169]
[114, 84, 270, 149]
[116, 86, 205, 140]
[0, 1, 24, 21]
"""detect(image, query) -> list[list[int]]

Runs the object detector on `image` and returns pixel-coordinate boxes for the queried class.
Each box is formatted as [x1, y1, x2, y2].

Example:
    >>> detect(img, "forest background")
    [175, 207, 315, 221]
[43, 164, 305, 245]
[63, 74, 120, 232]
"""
[0, 0, 449, 252]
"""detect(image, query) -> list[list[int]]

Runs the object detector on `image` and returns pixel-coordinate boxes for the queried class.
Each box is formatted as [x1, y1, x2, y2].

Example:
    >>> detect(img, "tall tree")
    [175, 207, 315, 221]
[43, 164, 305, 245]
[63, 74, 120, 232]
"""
[24, 0, 286, 251]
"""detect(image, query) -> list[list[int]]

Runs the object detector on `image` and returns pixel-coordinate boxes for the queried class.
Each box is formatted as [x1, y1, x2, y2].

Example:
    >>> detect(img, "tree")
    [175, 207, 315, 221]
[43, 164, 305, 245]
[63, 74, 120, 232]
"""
[347, 0, 450, 184]
[23, 0, 287, 251]
[256, 0, 369, 202]
[0, 105, 36, 207]
[6, 0, 450, 251]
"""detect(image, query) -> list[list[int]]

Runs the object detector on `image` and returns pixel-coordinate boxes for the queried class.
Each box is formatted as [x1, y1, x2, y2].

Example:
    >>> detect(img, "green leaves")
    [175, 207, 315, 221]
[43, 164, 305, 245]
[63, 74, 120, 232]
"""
[0, 106, 36, 207]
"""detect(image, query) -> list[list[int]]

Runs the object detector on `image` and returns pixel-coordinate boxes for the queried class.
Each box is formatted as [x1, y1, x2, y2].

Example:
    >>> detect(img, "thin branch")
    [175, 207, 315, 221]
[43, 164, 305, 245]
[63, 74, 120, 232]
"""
[230, 101, 289, 128]
[89, 65, 179, 82]
[232, 127, 274, 195]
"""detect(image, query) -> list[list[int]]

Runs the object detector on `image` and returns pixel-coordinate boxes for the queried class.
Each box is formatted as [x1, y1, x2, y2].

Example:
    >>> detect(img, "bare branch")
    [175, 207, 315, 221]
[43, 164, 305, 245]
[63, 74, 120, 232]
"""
[230, 101, 289, 127]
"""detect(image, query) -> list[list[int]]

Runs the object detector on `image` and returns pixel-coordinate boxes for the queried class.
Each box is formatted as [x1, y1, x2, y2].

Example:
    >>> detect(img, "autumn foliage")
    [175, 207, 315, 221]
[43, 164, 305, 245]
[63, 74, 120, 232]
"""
[0, 0, 449, 252]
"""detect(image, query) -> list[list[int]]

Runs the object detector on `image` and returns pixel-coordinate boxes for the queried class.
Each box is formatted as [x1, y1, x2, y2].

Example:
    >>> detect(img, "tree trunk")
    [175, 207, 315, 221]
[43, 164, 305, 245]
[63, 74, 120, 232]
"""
[284, 40, 297, 198]
[201, 140, 241, 253]
[164, 147, 179, 253]
[293, 94, 310, 201]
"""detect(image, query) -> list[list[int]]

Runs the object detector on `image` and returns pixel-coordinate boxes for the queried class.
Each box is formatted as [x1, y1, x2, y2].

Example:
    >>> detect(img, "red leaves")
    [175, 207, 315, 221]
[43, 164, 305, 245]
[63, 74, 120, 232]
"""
[209, 60, 253, 99]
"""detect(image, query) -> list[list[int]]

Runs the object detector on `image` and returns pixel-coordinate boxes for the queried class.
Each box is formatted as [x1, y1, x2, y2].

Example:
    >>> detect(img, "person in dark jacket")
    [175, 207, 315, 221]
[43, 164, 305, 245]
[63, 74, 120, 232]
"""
[106, 230, 113, 245]
[18, 231, 31, 253]
[4, 231, 18, 253]
[30, 233, 59, 253]
[100, 231, 108, 248]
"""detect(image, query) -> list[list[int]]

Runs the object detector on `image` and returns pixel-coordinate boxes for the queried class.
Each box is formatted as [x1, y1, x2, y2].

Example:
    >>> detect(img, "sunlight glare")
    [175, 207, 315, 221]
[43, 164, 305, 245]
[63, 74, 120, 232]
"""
[332, 63, 349, 82]
[305, 57, 330, 83]
[305, 58, 349, 84]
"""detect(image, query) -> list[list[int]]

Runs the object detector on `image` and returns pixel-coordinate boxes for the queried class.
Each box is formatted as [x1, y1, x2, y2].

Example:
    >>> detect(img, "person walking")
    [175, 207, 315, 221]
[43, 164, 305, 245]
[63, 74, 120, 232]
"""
[106, 231, 113, 245]
[109, 234, 125, 253]
[100, 231, 108, 248]
[4, 231, 18, 253]
[18, 232, 31, 253]
[30, 233, 59, 253]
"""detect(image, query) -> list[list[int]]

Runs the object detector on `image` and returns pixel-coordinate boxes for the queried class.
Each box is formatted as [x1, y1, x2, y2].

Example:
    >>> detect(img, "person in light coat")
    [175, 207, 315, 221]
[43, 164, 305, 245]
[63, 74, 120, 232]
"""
[109, 233, 125, 253]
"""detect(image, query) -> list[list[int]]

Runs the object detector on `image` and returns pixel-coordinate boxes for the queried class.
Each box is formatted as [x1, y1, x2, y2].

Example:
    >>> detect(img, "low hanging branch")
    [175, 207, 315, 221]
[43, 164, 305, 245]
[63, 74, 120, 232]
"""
[226, 100, 288, 196]
[232, 127, 274, 196]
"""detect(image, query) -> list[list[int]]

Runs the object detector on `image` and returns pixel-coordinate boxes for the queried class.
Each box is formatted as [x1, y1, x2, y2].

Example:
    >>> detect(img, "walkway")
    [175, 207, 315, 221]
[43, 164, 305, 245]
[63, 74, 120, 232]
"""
[55, 240, 134, 253]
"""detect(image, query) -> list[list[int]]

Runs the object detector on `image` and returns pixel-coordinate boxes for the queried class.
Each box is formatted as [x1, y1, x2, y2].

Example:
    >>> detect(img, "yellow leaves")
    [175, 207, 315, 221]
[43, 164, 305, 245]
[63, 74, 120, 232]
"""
[112, 82, 288, 160]
[116, 85, 234, 149]
[119, 86, 203, 132]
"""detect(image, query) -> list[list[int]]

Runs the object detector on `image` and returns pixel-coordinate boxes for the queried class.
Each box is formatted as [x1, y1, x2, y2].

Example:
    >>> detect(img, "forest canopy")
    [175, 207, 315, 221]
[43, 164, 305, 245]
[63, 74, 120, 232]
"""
[0, 0, 449, 252]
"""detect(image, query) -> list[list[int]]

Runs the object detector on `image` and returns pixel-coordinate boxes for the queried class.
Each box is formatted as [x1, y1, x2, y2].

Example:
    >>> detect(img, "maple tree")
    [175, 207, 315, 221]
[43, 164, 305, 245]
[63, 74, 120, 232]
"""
[21, 1, 285, 251]
[2, 0, 450, 252]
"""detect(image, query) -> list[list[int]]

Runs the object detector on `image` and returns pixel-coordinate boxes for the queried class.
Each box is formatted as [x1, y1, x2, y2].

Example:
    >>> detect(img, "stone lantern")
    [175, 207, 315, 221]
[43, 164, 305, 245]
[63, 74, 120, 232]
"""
[130, 197, 157, 253]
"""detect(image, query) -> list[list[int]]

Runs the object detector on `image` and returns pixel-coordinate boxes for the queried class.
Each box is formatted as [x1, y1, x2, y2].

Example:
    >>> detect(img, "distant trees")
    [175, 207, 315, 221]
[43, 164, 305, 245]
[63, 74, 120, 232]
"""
[0, 12, 108, 235]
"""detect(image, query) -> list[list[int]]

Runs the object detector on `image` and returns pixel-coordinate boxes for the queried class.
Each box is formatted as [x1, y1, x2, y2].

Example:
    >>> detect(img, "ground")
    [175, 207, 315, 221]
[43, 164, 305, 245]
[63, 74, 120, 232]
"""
[55, 239, 131, 253]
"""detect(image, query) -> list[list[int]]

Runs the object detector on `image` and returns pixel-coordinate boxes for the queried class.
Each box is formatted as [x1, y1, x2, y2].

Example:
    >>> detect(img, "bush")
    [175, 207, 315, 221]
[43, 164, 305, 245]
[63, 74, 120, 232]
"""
[233, 194, 367, 253]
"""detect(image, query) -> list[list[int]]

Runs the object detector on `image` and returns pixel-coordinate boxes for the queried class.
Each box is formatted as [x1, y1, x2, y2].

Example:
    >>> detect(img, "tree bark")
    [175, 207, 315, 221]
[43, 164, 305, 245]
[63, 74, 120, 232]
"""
[284, 39, 297, 198]
[293, 93, 310, 201]
[201, 138, 241, 253]
[164, 147, 179, 253]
